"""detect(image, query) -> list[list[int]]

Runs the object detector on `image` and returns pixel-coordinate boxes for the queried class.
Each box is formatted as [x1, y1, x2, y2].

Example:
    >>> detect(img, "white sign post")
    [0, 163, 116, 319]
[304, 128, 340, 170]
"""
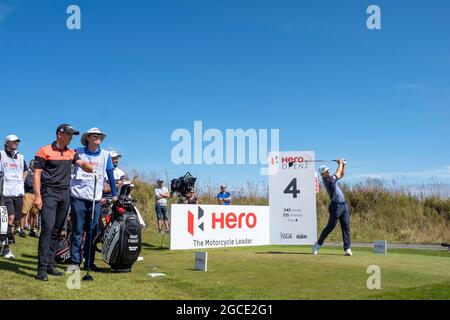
[269, 151, 317, 245]
[195, 252, 208, 272]
[374, 240, 387, 254]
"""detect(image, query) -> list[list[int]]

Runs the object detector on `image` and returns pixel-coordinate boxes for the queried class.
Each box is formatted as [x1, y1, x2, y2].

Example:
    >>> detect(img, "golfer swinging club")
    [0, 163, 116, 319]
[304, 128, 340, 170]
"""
[313, 159, 352, 256]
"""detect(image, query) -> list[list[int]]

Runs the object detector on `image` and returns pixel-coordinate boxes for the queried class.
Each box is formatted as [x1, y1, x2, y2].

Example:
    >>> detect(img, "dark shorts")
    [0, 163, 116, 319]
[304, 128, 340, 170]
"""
[4, 196, 24, 220]
[155, 205, 168, 220]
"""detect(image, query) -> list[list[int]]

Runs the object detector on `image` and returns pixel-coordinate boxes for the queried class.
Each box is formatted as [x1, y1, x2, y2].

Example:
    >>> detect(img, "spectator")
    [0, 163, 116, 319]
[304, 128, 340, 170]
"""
[154, 179, 170, 233]
[68, 128, 117, 273]
[21, 159, 39, 238]
[184, 187, 199, 204]
[34, 124, 93, 281]
[217, 185, 232, 205]
[0, 134, 28, 259]
[103, 151, 127, 197]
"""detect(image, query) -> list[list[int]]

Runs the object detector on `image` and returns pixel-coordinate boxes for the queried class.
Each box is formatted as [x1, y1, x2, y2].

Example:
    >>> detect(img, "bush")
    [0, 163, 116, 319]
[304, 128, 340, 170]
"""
[129, 176, 450, 244]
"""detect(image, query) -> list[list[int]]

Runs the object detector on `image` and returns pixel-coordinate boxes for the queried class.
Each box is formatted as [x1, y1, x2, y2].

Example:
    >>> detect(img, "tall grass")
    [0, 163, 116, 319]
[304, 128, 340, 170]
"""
[129, 175, 450, 244]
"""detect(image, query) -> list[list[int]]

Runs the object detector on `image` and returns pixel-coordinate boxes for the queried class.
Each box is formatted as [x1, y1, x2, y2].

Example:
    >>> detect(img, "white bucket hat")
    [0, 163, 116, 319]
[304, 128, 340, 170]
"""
[81, 128, 107, 146]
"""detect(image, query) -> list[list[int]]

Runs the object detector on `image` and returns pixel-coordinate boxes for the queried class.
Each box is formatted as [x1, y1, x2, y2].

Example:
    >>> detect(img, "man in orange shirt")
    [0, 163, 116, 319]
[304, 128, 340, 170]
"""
[34, 124, 92, 281]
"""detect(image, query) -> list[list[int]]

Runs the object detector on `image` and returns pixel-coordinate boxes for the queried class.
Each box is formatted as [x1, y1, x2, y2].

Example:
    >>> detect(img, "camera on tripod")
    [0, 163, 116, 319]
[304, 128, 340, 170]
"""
[170, 172, 196, 196]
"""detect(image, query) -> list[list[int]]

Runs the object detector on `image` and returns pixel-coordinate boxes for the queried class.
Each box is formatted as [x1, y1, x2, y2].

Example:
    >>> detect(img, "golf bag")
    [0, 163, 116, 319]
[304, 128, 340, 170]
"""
[55, 213, 86, 264]
[55, 237, 71, 263]
[102, 182, 141, 272]
[0, 172, 10, 255]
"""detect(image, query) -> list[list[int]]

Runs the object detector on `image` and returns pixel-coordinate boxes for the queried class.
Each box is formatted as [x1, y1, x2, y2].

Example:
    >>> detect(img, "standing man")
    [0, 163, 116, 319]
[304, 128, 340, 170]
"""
[217, 185, 232, 205]
[21, 159, 39, 238]
[103, 151, 127, 197]
[312, 160, 352, 256]
[154, 179, 170, 233]
[34, 124, 93, 281]
[0, 134, 28, 259]
[68, 128, 117, 273]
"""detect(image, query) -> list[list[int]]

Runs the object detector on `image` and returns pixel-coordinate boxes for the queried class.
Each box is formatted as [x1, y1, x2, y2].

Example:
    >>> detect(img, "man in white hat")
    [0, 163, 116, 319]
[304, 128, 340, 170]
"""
[102, 151, 128, 197]
[312, 159, 352, 256]
[0, 134, 28, 259]
[68, 128, 117, 273]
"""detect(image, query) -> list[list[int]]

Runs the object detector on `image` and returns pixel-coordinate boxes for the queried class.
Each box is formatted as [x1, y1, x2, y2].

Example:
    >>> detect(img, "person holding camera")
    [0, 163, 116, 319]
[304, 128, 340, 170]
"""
[183, 187, 199, 204]
[154, 179, 170, 233]
[312, 159, 352, 256]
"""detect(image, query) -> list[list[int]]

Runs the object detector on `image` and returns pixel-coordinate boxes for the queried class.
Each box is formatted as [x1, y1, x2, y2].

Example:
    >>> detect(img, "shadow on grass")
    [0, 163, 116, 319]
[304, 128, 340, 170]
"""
[19, 253, 38, 261]
[0, 259, 37, 279]
[142, 242, 169, 251]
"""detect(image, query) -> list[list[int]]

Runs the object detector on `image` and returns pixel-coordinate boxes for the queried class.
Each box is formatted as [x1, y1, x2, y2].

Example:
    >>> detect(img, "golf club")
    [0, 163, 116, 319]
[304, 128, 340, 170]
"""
[288, 159, 348, 167]
[160, 230, 165, 248]
[82, 170, 98, 281]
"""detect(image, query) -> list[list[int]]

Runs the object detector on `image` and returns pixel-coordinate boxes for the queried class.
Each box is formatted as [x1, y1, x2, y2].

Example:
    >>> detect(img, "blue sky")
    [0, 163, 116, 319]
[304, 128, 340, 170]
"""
[0, 0, 449, 189]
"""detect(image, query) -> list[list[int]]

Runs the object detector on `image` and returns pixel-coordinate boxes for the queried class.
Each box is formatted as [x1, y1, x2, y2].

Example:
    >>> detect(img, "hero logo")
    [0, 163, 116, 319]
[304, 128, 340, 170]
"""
[282, 156, 304, 164]
[271, 155, 279, 165]
[187, 206, 258, 236]
[187, 206, 205, 236]
[86, 161, 101, 170]
[4, 163, 18, 169]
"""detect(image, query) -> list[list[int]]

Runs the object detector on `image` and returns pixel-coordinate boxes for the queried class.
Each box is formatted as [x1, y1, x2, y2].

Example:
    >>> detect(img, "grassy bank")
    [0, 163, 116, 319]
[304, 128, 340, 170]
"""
[132, 178, 450, 244]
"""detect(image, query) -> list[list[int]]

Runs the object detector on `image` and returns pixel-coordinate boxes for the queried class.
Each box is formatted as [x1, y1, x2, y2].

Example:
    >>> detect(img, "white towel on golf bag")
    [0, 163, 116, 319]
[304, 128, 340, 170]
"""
[133, 205, 146, 228]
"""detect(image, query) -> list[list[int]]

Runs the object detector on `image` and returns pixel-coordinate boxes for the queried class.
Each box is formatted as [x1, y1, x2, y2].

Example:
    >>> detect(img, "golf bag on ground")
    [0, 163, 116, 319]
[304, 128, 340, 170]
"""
[55, 237, 71, 263]
[55, 214, 86, 264]
[102, 182, 141, 272]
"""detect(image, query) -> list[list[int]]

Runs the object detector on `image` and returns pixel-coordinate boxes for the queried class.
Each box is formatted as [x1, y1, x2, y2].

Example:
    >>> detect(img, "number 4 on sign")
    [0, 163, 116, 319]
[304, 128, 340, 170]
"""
[284, 178, 301, 198]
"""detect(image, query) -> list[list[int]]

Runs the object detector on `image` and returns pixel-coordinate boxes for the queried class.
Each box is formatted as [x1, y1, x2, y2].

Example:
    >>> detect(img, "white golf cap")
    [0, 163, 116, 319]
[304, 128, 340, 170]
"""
[4, 134, 21, 144]
[319, 165, 330, 174]
[81, 128, 107, 146]
[110, 151, 122, 158]
[220, 185, 227, 188]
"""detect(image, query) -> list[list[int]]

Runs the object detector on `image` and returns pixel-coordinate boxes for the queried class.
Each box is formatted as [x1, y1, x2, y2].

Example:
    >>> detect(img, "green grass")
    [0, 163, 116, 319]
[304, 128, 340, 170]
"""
[1, 231, 449, 300]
